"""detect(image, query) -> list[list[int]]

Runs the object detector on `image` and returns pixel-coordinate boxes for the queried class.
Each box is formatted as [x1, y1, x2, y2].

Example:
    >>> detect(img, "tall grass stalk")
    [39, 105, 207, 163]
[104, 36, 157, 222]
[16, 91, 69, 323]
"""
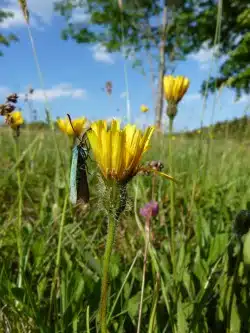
[137, 215, 150, 333]
[49, 193, 68, 322]
[118, 2, 131, 123]
[14, 134, 23, 289]
[25, 23, 52, 128]
[23, 9, 68, 203]
[107, 251, 141, 323]
[168, 117, 176, 280]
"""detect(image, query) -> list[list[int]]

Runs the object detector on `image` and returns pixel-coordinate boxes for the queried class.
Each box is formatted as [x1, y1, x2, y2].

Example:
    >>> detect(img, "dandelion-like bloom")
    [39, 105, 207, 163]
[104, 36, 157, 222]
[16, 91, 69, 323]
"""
[57, 117, 87, 136]
[87, 119, 174, 184]
[163, 75, 190, 105]
[140, 104, 149, 113]
[163, 75, 189, 119]
[5, 110, 24, 129]
[89, 119, 175, 333]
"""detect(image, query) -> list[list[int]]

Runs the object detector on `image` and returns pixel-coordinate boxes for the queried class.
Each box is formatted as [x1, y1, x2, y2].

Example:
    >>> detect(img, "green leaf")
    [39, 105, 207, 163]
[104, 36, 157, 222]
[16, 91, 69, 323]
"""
[177, 298, 187, 333]
[243, 230, 250, 266]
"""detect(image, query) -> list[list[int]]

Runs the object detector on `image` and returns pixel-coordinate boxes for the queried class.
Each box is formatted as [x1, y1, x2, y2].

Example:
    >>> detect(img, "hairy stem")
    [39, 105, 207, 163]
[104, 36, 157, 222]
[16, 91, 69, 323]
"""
[100, 184, 127, 333]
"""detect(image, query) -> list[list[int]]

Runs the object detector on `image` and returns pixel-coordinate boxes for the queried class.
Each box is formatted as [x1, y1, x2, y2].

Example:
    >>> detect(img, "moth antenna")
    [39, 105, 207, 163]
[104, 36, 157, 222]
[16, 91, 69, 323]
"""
[67, 114, 93, 152]
[67, 113, 82, 143]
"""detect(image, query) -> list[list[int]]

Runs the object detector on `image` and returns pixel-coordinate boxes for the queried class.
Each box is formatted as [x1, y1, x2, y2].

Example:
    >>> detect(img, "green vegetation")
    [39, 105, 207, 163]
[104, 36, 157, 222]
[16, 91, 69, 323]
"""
[1, 126, 250, 332]
[1, 0, 250, 331]
[0, 9, 18, 56]
[183, 115, 250, 140]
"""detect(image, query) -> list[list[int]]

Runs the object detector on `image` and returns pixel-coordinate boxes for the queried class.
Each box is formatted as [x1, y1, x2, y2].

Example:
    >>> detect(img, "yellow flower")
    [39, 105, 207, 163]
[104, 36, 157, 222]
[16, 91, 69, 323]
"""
[163, 75, 190, 104]
[57, 117, 87, 136]
[209, 132, 214, 140]
[87, 119, 175, 183]
[140, 104, 149, 113]
[5, 111, 24, 129]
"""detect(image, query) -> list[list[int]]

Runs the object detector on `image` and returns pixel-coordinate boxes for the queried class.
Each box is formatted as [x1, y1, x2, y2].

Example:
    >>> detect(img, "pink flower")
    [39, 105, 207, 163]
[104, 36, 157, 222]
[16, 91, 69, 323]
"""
[140, 201, 159, 218]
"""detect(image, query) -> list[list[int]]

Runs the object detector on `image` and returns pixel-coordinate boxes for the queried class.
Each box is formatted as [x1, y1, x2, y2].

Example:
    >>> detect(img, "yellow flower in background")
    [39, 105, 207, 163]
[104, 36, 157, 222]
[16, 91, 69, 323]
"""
[88, 119, 175, 184]
[172, 136, 176, 140]
[57, 117, 87, 136]
[5, 111, 24, 129]
[163, 75, 190, 104]
[140, 104, 149, 113]
[209, 132, 214, 140]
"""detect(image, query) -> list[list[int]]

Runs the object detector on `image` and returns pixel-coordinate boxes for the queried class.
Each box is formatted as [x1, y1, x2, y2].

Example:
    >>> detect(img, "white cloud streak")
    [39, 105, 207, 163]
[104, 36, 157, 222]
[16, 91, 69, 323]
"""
[189, 42, 228, 71]
[18, 83, 87, 101]
[91, 43, 114, 64]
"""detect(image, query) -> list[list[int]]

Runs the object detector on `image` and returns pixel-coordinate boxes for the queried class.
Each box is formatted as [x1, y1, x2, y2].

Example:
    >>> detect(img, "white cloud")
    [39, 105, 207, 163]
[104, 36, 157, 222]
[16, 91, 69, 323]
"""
[18, 83, 87, 102]
[233, 94, 250, 104]
[70, 8, 90, 24]
[91, 44, 114, 64]
[200, 63, 210, 71]
[189, 45, 217, 64]
[189, 42, 228, 71]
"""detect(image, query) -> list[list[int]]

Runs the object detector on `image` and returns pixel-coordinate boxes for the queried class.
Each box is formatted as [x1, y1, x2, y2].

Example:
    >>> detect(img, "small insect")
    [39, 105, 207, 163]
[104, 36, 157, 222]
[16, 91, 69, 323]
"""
[67, 114, 91, 205]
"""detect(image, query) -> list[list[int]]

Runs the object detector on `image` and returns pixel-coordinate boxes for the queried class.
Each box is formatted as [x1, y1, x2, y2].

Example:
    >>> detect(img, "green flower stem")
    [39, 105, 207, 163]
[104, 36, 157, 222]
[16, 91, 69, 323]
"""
[100, 213, 117, 333]
[100, 183, 127, 333]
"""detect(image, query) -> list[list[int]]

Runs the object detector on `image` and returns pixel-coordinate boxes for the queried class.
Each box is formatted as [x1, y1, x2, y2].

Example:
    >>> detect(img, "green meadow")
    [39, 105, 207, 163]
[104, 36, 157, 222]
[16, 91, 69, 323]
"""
[1, 124, 250, 332]
[1, 0, 250, 331]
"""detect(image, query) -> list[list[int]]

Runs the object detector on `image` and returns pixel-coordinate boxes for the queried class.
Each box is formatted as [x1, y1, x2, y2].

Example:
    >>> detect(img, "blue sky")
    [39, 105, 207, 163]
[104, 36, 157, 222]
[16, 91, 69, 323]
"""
[0, 0, 249, 132]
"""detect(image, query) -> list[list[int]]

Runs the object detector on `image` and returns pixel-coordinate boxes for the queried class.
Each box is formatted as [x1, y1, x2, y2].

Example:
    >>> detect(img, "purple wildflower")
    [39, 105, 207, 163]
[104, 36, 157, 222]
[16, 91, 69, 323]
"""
[140, 200, 159, 218]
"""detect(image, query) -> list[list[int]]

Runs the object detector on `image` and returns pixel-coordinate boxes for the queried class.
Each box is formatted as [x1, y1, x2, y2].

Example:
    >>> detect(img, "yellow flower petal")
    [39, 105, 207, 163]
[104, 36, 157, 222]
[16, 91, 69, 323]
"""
[140, 104, 149, 113]
[5, 111, 24, 129]
[57, 116, 87, 136]
[163, 75, 190, 104]
[88, 119, 158, 183]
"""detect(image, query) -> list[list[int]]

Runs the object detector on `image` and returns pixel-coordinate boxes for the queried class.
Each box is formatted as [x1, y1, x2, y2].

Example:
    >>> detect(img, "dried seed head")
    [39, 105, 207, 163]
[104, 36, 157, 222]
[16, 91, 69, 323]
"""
[138, 161, 165, 176]
[6, 93, 18, 104]
[105, 81, 112, 96]
[18, 0, 29, 24]
[0, 103, 15, 116]
[146, 160, 164, 172]
[29, 87, 34, 94]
